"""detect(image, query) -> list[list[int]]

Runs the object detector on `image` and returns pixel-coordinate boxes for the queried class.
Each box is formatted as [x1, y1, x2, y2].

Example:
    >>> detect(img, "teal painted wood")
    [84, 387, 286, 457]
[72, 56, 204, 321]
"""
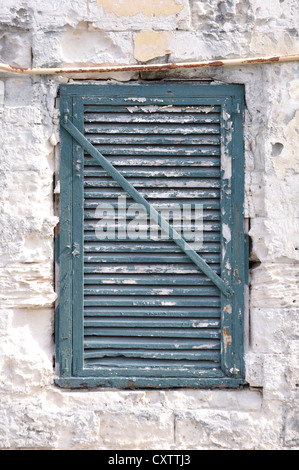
[78, 368, 224, 379]
[84, 285, 220, 296]
[57, 95, 73, 378]
[71, 97, 85, 377]
[228, 95, 246, 379]
[56, 83, 246, 389]
[84, 349, 220, 361]
[59, 82, 238, 97]
[61, 118, 231, 298]
[83, 298, 221, 307]
[84, 337, 220, 350]
[86, 134, 221, 145]
[220, 94, 245, 379]
[84, 123, 221, 135]
[83, 307, 220, 318]
[220, 97, 234, 377]
[84, 111, 221, 123]
[84, 318, 220, 328]
[83, 168, 221, 177]
[56, 376, 246, 389]
[84, 107, 221, 117]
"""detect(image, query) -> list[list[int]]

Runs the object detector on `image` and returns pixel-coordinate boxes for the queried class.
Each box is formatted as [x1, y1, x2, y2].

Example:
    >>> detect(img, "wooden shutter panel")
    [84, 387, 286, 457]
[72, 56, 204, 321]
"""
[56, 83, 246, 389]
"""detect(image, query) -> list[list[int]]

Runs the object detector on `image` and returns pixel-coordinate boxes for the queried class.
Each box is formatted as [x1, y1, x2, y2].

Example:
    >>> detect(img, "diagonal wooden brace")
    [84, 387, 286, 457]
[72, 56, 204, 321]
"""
[61, 117, 233, 298]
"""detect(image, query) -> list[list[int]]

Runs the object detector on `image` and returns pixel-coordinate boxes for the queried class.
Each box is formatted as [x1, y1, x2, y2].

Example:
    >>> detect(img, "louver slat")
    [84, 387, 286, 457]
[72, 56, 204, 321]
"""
[82, 104, 223, 377]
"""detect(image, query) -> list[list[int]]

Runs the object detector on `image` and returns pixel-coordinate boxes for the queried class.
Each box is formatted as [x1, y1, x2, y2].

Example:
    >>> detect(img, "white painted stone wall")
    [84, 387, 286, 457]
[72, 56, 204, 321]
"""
[0, 0, 298, 450]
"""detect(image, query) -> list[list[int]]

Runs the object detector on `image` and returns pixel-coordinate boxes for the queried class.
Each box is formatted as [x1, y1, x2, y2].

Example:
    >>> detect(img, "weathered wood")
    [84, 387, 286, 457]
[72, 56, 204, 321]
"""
[84, 337, 220, 350]
[83, 167, 221, 178]
[84, 349, 220, 361]
[85, 146, 221, 156]
[84, 318, 220, 328]
[84, 327, 220, 339]
[55, 376, 246, 389]
[84, 122, 221, 135]
[83, 189, 221, 199]
[61, 118, 231, 296]
[83, 306, 220, 317]
[83, 241, 220, 253]
[84, 253, 220, 264]
[84, 298, 221, 307]
[83, 177, 221, 189]
[83, 285, 220, 296]
[87, 134, 221, 146]
[84, 104, 222, 114]
[84, 156, 221, 167]
[57, 83, 246, 389]
[84, 111, 221, 124]
[83, 273, 216, 285]
[71, 367, 225, 379]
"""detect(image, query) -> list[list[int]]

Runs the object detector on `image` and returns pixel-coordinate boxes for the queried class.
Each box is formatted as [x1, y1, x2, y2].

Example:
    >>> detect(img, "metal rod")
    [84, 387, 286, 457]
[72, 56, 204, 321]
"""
[0, 54, 299, 75]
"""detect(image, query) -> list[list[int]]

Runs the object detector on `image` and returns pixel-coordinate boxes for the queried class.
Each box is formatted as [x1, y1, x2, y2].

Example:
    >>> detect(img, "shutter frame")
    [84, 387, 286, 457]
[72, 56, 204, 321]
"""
[56, 83, 246, 389]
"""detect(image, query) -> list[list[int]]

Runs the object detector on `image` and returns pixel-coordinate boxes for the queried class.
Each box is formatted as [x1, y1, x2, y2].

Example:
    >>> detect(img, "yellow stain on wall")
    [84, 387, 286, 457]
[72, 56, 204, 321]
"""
[134, 30, 172, 62]
[97, 0, 185, 17]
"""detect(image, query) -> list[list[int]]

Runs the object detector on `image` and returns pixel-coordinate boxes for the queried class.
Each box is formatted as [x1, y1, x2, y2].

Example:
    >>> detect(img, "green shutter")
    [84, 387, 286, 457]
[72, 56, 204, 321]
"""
[56, 83, 246, 389]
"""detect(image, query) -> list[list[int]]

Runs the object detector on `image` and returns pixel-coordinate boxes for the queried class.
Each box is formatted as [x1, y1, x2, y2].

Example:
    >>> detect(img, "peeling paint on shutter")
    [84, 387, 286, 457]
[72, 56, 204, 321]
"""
[83, 102, 223, 377]
[56, 83, 246, 389]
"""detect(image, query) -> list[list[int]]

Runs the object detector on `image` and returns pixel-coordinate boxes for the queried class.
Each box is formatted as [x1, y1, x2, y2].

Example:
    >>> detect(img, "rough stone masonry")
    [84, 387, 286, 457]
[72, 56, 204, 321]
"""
[0, 0, 298, 449]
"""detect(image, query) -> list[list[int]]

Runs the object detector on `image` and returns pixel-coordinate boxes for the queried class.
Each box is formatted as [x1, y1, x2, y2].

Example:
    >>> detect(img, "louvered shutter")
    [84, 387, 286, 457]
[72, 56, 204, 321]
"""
[56, 83, 247, 389]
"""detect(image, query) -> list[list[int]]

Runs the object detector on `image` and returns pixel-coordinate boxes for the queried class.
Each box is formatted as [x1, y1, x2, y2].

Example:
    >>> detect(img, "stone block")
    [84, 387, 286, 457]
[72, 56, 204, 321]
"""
[0, 31, 32, 68]
[0, 80, 4, 108]
[262, 354, 290, 400]
[284, 396, 299, 448]
[245, 352, 264, 387]
[4, 77, 33, 107]
[286, 340, 299, 390]
[0, 403, 100, 449]
[191, 0, 254, 31]
[175, 409, 263, 449]
[32, 28, 134, 68]
[163, 389, 262, 412]
[31, 1, 89, 29]
[250, 308, 298, 354]
[250, 264, 299, 308]
[89, 0, 191, 31]
[134, 30, 172, 62]
[61, 29, 134, 65]
[99, 410, 174, 449]
[252, 0, 298, 29]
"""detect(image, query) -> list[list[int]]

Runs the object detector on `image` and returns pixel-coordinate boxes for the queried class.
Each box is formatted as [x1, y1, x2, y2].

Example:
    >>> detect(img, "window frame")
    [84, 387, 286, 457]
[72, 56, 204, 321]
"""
[55, 82, 247, 389]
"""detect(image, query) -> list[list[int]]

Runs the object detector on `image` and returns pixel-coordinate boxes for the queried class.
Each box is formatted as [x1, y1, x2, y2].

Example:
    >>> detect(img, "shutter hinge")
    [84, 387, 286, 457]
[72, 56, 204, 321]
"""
[63, 106, 70, 124]
[230, 366, 240, 376]
[234, 100, 243, 115]
[72, 242, 80, 257]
